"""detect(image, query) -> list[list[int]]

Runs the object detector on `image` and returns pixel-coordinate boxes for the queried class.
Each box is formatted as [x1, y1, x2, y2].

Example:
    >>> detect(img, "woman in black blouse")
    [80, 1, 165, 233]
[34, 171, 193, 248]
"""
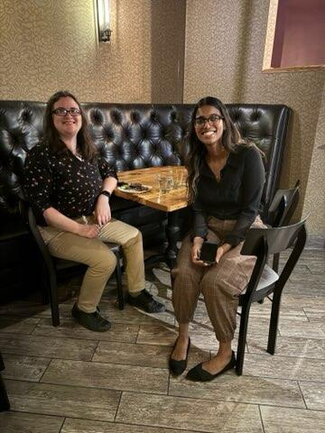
[24, 90, 165, 332]
[169, 96, 265, 380]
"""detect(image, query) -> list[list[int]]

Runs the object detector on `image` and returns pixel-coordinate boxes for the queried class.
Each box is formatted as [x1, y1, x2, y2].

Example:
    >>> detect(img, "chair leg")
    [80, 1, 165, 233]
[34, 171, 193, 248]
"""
[113, 250, 124, 310]
[267, 289, 282, 354]
[0, 374, 10, 411]
[48, 274, 60, 327]
[236, 303, 251, 376]
[272, 253, 280, 273]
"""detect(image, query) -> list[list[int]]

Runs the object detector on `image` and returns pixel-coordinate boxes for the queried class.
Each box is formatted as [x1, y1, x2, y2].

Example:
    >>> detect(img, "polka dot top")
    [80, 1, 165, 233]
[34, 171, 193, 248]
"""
[24, 144, 117, 224]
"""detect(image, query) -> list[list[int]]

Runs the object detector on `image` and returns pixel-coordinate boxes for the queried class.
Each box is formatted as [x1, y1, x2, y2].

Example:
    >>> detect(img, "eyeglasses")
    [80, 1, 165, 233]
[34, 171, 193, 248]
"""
[52, 107, 81, 117]
[194, 114, 224, 126]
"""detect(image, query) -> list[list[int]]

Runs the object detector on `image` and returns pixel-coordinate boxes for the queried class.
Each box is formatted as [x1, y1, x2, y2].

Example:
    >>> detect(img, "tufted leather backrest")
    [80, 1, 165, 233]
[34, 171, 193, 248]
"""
[0, 100, 290, 219]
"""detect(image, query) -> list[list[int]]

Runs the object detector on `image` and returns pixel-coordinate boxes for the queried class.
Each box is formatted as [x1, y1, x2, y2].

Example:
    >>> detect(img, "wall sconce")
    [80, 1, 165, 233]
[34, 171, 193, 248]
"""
[96, 0, 112, 42]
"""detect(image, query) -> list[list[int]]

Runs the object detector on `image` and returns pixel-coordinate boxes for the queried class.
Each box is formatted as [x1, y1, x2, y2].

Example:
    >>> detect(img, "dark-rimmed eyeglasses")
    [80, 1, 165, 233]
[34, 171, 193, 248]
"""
[52, 107, 81, 117]
[194, 114, 224, 126]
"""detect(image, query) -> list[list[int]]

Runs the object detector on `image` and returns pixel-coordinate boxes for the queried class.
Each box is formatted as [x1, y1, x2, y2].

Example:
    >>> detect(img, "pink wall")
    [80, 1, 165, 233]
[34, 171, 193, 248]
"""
[271, 0, 325, 68]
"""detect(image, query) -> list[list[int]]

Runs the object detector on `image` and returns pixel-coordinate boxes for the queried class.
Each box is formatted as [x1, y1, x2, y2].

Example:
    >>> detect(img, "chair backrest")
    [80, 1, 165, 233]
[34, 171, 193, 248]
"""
[241, 218, 306, 257]
[266, 180, 300, 227]
[19, 200, 57, 276]
[240, 219, 307, 299]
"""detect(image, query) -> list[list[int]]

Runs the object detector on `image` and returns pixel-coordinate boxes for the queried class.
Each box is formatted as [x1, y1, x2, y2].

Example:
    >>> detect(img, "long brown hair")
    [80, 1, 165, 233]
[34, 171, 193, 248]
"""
[186, 96, 254, 203]
[43, 90, 97, 161]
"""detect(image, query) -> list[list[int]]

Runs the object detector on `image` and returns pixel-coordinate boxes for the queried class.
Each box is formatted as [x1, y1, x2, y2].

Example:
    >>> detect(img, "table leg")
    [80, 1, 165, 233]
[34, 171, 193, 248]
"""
[165, 210, 181, 268]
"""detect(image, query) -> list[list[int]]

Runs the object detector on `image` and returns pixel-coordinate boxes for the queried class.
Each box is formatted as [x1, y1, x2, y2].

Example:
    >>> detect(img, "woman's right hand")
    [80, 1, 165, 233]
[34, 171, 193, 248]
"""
[191, 237, 206, 266]
[77, 223, 100, 238]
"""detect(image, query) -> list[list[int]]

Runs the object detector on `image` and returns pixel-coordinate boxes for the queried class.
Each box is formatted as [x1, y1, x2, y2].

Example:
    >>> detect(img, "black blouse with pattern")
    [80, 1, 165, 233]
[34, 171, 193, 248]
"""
[24, 144, 117, 224]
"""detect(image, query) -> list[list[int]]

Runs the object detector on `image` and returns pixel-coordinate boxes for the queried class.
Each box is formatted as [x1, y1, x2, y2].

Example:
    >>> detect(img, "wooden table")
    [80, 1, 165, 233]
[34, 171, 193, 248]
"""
[114, 166, 188, 266]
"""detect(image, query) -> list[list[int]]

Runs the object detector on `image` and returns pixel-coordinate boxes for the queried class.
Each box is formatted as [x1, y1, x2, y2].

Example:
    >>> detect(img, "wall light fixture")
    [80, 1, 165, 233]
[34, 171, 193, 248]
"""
[96, 0, 112, 42]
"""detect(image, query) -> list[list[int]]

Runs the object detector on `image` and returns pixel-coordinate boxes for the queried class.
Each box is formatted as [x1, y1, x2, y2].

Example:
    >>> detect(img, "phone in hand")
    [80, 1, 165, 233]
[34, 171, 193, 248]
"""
[200, 241, 220, 265]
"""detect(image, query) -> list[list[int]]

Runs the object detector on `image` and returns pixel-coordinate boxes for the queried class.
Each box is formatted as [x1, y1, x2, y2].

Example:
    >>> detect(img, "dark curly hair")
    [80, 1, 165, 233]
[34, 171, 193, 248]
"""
[43, 90, 97, 161]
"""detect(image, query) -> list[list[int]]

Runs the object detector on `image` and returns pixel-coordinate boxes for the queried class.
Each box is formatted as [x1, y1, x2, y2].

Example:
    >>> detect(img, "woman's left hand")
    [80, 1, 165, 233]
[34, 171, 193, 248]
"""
[95, 195, 112, 227]
[215, 243, 232, 263]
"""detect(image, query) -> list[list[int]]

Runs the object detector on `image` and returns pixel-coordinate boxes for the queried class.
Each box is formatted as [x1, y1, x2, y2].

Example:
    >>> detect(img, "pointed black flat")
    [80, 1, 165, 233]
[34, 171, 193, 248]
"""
[169, 338, 191, 376]
[186, 351, 236, 382]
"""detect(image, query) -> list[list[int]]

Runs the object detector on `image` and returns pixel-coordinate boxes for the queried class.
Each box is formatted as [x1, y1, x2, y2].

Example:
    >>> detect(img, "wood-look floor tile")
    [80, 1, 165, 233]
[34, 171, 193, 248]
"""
[94, 341, 210, 368]
[304, 307, 325, 321]
[137, 324, 178, 345]
[169, 375, 304, 408]
[93, 341, 170, 368]
[247, 335, 325, 359]
[249, 304, 306, 317]
[0, 300, 47, 317]
[116, 392, 263, 432]
[299, 381, 325, 410]
[41, 359, 168, 394]
[307, 262, 325, 273]
[281, 295, 325, 309]
[243, 353, 325, 381]
[101, 301, 175, 326]
[0, 316, 40, 334]
[33, 318, 139, 343]
[1, 354, 50, 381]
[137, 323, 222, 352]
[284, 279, 325, 297]
[260, 405, 325, 433]
[6, 380, 120, 421]
[0, 334, 97, 361]
[62, 417, 201, 432]
[278, 320, 325, 339]
[0, 411, 63, 433]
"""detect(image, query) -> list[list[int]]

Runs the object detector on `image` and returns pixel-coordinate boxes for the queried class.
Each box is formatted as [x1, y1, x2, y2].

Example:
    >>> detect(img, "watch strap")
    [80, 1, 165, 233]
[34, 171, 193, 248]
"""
[99, 190, 111, 200]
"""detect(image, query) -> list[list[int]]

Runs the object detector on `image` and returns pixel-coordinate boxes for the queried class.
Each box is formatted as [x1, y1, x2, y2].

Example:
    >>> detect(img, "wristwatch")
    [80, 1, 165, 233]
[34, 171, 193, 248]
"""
[98, 190, 111, 200]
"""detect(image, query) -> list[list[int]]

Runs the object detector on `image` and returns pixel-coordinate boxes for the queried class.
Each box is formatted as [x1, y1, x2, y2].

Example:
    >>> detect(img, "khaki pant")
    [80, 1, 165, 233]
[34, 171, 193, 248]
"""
[39, 216, 145, 313]
[171, 216, 266, 342]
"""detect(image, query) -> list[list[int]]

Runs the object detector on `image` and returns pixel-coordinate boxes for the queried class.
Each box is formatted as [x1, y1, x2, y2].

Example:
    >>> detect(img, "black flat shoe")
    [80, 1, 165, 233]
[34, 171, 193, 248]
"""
[71, 304, 111, 332]
[169, 338, 191, 376]
[186, 351, 236, 382]
[128, 289, 166, 313]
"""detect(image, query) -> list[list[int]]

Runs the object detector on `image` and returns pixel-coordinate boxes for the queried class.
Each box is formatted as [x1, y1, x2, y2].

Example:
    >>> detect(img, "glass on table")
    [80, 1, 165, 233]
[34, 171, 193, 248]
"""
[157, 174, 174, 194]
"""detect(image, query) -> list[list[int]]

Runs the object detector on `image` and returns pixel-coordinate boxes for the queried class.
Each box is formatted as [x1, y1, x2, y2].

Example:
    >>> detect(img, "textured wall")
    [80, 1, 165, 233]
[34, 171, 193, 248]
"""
[303, 85, 325, 238]
[184, 0, 325, 237]
[0, 0, 324, 236]
[0, 0, 184, 103]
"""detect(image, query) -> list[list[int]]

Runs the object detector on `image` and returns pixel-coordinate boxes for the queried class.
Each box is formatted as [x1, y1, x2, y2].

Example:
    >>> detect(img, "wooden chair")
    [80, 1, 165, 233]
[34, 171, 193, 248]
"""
[23, 202, 124, 326]
[236, 218, 307, 375]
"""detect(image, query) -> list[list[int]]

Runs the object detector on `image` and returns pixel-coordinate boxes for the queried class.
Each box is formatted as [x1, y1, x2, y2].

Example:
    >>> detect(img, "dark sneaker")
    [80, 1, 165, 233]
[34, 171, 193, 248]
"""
[71, 304, 111, 332]
[128, 289, 166, 313]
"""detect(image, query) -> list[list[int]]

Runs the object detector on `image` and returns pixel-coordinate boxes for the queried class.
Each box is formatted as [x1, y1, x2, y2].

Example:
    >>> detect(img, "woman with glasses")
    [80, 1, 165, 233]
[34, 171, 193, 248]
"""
[169, 96, 265, 381]
[24, 90, 165, 332]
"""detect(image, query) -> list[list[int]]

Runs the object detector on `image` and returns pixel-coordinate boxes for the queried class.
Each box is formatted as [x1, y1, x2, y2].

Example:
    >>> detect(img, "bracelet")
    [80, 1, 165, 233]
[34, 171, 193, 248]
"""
[98, 190, 111, 200]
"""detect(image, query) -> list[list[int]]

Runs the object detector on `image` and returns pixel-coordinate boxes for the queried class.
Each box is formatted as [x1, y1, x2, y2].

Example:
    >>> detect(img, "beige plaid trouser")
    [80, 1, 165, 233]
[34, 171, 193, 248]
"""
[171, 216, 266, 342]
[39, 216, 145, 313]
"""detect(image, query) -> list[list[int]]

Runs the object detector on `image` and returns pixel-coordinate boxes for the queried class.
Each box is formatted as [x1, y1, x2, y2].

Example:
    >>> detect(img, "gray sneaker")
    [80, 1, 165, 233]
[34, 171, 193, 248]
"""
[71, 304, 111, 332]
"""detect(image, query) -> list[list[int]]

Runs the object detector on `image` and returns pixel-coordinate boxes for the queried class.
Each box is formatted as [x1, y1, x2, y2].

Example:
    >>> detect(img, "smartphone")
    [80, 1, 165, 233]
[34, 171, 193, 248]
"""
[200, 241, 220, 265]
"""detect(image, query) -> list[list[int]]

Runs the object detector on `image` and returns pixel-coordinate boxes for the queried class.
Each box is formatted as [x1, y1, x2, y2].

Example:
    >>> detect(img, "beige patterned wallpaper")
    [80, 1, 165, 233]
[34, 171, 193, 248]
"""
[184, 0, 325, 238]
[0, 0, 324, 237]
[0, 0, 184, 103]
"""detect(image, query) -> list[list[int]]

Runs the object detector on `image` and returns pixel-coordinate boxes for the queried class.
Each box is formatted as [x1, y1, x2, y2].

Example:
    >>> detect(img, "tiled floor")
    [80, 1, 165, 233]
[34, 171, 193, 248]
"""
[0, 249, 324, 432]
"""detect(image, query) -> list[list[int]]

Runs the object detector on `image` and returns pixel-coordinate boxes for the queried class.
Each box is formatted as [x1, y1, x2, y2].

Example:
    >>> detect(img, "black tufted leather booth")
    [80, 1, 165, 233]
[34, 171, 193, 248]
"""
[0, 100, 291, 296]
